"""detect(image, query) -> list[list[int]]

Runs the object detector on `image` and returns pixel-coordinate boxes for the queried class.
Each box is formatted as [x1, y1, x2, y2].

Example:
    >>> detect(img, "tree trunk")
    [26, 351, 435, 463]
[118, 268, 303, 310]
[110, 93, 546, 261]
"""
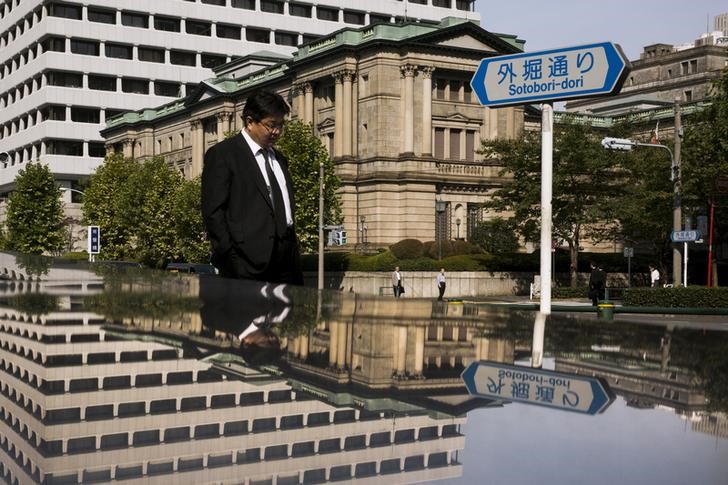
[569, 243, 579, 288]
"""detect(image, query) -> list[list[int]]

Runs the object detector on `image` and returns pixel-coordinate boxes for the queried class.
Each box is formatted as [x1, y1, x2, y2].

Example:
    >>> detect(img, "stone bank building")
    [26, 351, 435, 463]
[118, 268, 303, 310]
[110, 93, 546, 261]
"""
[101, 18, 525, 247]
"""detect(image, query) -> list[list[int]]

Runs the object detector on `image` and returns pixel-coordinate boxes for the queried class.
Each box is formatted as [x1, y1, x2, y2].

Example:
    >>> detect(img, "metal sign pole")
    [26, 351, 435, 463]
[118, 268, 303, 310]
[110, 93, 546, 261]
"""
[683, 241, 688, 287]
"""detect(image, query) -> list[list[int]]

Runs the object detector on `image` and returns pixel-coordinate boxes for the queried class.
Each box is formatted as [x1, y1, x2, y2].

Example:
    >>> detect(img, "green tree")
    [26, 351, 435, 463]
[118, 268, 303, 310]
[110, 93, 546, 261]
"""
[480, 118, 621, 286]
[83, 154, 209, 267]
[276, 120, 342, 253]
[82, 153, 141, 260]
[471, 217, 519, 254]
[5, 162, 65, 254]
[682, 67, 728, 264]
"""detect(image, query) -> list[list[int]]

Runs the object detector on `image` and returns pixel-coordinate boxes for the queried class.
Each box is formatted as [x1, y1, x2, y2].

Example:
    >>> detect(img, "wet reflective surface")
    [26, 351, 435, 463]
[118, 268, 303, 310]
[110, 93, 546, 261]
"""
[0, 252, 726, 484]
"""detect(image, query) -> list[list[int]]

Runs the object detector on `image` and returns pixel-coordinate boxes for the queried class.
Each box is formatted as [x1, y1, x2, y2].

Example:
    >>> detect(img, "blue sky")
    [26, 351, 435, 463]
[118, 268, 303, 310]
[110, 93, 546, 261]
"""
[475, 0, 728, 60]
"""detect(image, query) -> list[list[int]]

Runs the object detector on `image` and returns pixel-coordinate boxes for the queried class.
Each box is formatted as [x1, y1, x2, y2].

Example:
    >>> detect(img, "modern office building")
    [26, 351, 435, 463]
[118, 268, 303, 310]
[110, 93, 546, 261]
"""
[0, 0, 479, 200]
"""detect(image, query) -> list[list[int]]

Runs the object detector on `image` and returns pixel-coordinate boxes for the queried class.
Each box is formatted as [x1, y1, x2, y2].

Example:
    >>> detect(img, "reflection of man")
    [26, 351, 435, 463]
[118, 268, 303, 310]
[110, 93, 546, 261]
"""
[588, 262, 606, 306]
[202, 90, 302, 285]
[200, 275, 291, 365]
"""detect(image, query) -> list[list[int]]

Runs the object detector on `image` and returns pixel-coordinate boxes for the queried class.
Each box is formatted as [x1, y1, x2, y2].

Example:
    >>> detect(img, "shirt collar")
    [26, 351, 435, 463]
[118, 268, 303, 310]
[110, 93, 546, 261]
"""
[241, 128, 267, 157]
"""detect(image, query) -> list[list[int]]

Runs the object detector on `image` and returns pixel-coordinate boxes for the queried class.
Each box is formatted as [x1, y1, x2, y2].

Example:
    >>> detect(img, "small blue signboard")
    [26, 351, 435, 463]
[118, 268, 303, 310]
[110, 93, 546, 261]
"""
[88, 226, 101, 254]
[461, 361, 614, 415]
[470, 42, 630, 107]
[670, 230, 701, 243]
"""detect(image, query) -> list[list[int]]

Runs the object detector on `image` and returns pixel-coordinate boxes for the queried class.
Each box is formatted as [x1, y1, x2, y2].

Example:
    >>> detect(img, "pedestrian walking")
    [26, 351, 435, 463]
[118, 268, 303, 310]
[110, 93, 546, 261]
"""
[392, 266, 403, 298]
[436, 268, 446, 301]
[649, 265, 660, 288]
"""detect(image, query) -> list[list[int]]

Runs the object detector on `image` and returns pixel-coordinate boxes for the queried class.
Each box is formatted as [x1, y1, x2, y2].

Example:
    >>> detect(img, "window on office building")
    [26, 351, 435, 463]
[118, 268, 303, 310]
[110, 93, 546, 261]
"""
[155, 81, 180, 97]
[41, 36, 65, 53]
[121, 11, 148, 28]
[465, 130, 475, 161]
[450, 129, 461, 159]
[409, 0, 427, 4]
[434, 128, 444, 158]
[170, 50, 196, 66]
[274, 31, 298, 46]
[121, 78, 149, 94]
[46, 139, 83, 156]
[260, 0, 284, 14]
[88, 142, 107, 158]
[217, 23, 241, 39]
[343, 10, 365, 25]
[138, 46, 165, 63]
[201, 0, 226, 5]
[302, 34, 321, 44]
[317, 7, 339, 21]
[370, 13, 391, 24]
[71, 107, 100, 123]
[88, 74, 116, 91]
[154, 16, 180, 32]
[46, 71, 82, 88]
[433, 0, 452, 7]
[41, 104, 66, 121]
[48, 3, 82, 20]
[246, 27, 270, 43]
[232, 0, 255, 9]
[88, 7, 115, 24]
[105, 42, 133, 59]
[186, 19, 211, 36]
[70, 39, 99, 56]
[289, 3, 311, 17]
[201, 53, 226, 68]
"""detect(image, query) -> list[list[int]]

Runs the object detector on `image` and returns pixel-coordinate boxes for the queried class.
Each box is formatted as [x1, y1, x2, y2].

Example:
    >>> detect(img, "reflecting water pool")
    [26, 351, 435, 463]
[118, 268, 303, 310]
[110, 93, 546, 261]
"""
[0, 252, 725, 484]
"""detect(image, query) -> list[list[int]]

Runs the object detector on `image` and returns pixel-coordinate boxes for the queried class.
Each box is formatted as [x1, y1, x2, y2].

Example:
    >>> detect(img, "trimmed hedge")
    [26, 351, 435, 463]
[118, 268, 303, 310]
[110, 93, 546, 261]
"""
[390, 239, 424, 259]
[553, 286, 589, 299]
[624, 287, 728, 308]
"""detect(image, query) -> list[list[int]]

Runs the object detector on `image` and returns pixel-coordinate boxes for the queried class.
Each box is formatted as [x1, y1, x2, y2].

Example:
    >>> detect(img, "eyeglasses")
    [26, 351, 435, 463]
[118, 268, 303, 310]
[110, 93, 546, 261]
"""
[260, 120, 285, 133]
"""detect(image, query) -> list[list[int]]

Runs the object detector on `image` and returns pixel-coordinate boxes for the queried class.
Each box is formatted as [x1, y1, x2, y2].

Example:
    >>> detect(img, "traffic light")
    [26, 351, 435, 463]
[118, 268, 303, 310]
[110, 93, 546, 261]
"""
[334, 230, 347, 245]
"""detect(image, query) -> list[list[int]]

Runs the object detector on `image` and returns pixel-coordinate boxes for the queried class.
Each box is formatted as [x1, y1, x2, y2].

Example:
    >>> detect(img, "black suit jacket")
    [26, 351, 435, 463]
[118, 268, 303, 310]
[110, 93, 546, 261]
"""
[201, 133, 300, 279]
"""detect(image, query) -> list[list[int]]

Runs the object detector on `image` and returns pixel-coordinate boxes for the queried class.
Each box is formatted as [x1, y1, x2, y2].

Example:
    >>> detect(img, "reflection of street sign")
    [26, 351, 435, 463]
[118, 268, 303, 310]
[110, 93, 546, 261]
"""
[670, 230, 701, 243]
[470, 42, 630, 107]
[88, 226, 100, 254]
[461, 361, 614, 415]
[623, 247, 634, 258]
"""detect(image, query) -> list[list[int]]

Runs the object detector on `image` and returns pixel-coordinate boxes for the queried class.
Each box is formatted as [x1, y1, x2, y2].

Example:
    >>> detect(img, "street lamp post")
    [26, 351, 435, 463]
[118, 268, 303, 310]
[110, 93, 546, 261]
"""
[435, 200, 447, 260]
[601, 134, 682, 285]
[456, 218, 461, 240]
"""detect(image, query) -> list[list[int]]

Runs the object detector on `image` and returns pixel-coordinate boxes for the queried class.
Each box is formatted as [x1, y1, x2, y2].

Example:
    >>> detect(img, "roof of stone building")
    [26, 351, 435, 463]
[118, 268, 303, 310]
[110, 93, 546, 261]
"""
[102, 17, 523, 133]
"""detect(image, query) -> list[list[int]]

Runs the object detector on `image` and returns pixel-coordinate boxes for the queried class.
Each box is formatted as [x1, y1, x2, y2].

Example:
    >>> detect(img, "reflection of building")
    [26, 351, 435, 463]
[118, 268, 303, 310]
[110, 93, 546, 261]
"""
[287, 297, 517, 390]
[101, 17, 525, 247]
[0, 0, 478, 197]
[0, 294, 471, 483]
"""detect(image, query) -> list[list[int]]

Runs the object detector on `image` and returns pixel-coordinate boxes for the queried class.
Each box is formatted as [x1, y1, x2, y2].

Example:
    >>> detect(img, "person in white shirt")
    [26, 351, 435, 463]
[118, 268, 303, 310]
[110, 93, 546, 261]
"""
[392, 266, 403, 298]
[436, 268, 446, 301]
[649, 265, 660, 288]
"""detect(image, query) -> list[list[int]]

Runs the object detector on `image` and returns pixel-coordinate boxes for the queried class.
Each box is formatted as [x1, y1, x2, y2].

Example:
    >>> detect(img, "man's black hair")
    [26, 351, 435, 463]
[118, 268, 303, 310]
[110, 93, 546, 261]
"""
[243, 90, 290, 123]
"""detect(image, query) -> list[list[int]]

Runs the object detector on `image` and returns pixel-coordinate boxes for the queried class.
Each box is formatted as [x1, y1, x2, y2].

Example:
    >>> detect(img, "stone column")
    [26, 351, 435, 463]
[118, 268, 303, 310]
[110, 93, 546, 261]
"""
[329, 322, 339, 368]
[122, 138, 135, 158]
[190, 120, 204, 178]
[304, 82, 314, 124]
[413, 326, 425, 376]
[421, 66, 434, 156]
[216, 111, 232, 141]
[332, 72, 344, 157]
[342, 69, 355, 157]
[400, 64, 416, 154]
[294, 84, 305, 121]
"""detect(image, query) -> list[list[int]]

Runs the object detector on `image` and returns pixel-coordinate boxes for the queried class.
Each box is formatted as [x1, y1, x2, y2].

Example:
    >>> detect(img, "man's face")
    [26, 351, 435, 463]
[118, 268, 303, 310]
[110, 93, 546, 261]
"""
[246, 114, 285, 149]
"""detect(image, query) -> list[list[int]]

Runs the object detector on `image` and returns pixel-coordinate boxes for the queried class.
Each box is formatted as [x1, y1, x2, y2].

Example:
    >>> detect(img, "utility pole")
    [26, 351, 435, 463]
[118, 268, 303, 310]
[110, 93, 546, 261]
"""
[317, 161, 324, 291]
[672, 99, 682, 286]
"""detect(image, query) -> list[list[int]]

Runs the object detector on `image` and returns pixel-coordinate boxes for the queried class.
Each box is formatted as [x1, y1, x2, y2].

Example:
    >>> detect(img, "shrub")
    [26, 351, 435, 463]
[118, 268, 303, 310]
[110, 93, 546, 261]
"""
[390, 239, 424, 259]
[624, 287, 728, 308]
[451, 239, 481, 255]
[425, 240, 454, 259]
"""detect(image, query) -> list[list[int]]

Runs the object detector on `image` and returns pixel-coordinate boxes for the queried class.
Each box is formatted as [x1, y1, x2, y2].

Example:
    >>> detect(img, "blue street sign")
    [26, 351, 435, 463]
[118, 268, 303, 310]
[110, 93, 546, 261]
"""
[470, 42, 630, 107]
[670, 230, 701, 243]
[461, 361, 614, 415]
[88, 226, 101, 254]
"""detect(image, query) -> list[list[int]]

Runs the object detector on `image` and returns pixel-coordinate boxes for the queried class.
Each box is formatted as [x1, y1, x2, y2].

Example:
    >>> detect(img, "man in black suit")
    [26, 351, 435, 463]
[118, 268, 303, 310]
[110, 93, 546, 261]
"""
[202, 90, 302, 284]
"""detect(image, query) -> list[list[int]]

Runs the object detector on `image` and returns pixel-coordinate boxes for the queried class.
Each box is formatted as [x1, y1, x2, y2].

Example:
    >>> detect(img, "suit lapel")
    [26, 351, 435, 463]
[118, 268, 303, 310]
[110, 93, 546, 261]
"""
[234, 134, 274, 210]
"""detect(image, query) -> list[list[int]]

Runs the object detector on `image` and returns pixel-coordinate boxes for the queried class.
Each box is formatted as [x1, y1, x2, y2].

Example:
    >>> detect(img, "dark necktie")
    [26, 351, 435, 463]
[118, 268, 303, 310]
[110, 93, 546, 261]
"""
[261, 149, 287, 236]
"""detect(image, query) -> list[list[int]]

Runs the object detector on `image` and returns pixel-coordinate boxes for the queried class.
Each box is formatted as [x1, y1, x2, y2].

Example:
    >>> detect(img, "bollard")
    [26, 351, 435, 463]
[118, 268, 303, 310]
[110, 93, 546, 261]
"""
[597, 302, 615, 321]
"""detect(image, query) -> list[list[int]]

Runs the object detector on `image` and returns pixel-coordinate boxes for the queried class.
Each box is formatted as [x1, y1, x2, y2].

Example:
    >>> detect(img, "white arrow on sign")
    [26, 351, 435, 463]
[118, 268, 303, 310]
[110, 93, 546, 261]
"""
[461, 361, 614, 415]
[470, 42, 630, 107]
